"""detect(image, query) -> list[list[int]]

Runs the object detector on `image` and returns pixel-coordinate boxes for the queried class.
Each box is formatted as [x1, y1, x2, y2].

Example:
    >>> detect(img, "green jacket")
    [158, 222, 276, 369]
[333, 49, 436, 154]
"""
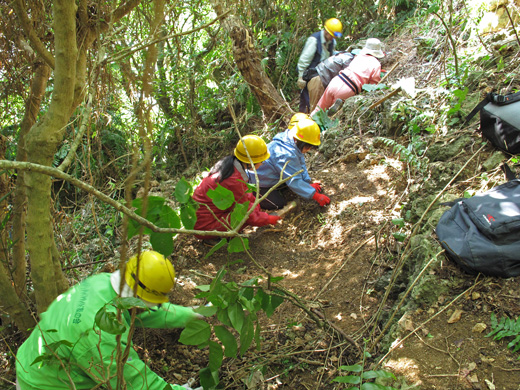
[16, 273, 197, 390]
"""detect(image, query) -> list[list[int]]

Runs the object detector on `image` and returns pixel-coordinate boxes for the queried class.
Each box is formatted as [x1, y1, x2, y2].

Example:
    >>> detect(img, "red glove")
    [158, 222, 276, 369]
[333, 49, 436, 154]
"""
[312, 192, 330, 206]
[267, 215, 281, 225]
[310, 182, 322, 193]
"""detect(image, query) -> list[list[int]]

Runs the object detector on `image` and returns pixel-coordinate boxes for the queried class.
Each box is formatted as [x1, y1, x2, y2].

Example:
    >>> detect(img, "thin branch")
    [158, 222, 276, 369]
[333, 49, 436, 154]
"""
[105, 11, 231, 65]
[12, 0, 55, 69]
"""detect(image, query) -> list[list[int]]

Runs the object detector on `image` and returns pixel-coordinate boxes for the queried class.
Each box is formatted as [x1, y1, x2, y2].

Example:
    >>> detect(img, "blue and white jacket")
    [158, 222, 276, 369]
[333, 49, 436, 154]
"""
[248, 129, 315, 199]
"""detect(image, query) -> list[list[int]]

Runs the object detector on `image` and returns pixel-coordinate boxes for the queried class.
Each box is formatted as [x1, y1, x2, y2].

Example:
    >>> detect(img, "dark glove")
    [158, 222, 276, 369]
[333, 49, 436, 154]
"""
[312, 192, 330, 206]
[267, 215, 281, 225]
[310, 182, 322, 193]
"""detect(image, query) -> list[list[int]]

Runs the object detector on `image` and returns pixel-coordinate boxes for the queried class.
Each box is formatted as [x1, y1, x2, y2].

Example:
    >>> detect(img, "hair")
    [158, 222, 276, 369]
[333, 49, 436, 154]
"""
[295, 139, 312, 152]
[210, 155, 236, 182]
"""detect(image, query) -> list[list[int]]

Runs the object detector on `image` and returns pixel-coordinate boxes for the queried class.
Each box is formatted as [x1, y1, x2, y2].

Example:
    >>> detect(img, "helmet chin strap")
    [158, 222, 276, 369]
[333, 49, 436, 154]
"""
[110, 270, 158, 308]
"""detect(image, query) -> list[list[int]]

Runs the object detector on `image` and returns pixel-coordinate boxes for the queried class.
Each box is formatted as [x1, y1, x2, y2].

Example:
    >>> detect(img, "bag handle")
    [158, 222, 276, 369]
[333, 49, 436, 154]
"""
[464, 92, 520, 125]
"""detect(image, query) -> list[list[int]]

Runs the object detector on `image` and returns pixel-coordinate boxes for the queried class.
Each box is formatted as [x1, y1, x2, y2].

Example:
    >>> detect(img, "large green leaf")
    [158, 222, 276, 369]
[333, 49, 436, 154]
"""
[340, 364, 363, 372]
[239, 316, 254, 356]
[94, 306, 127, 335]
[178, 320, 211, 346]
[362, 370, 395, 380]
[230, 202, 248, 228]
[228, 302, 244, 333]
[332, 375, 361, 384]
[161, 206, 181, 229]
[208, 340, 224, 372]
[175, 177, 192, 204]
[150, 231, 174, 257]
[180, 203, 197, 230]
[228, 237, 248, 253]
[111, 297, 148, 311]
[214, 325, 238, 357]
[207, 185, 235, 210]
[199, 367, 219, 389]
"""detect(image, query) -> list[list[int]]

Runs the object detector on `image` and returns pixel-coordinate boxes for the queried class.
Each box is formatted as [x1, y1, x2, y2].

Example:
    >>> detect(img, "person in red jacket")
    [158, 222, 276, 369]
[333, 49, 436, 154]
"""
[193, 135, 280, 241]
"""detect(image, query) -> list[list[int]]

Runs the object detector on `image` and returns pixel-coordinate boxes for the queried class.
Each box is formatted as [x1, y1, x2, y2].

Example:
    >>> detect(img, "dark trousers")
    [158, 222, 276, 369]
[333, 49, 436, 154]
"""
[299, 87, 310, 113]
[258, 187, 286, 210]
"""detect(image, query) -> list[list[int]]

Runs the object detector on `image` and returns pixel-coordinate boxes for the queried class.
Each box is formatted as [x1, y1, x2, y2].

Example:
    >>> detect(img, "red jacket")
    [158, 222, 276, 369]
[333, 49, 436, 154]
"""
[193, 166, 270, 239]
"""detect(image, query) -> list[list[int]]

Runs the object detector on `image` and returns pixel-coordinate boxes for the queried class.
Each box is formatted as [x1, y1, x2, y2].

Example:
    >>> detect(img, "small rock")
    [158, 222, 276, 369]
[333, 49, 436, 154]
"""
[447, 309, 463, 323]
[484, 379, 496, 390]
[468, 362, 477, 371]
[472, 292, 481, 300]
[472, 323, 487, 333]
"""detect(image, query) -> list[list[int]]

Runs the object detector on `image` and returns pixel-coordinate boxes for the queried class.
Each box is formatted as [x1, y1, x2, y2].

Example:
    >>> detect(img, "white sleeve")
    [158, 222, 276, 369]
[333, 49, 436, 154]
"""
[297, 36, 318, 78]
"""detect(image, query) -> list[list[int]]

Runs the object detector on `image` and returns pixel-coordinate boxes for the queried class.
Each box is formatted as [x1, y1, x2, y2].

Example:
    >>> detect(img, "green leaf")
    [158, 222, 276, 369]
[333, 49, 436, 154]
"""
[208, 340, 224, 372]
[339, 364, 363, 373]
[230, 202, 249, 228]
[239, 316, 254, 356]
[228, 302, 245, 333]
[228, 237, 248, 253]
[161, 206, 181, 229]
[362, 370, 395, 380]
[217, 308, 232, 327]
[199, 367, 219, 389]
[332, 375, 361, 384]
[112, 297, 149, 311]
[178, 320, 211, 346]
[175, 177, 192, 204]
[204, 238, 228, 258]
[194, 305, 218, 317]
[392, 232, 407, 242]
[207, 185, 235, 210]
[46, 339, 74, 351]
[180, 204, 197, 230]
[94, 307, 127, 335]
[150, 231, 174, 258]
[214, 325, 238, 357]
[391, 218, 405, 228]
[361, 383, 393, 390]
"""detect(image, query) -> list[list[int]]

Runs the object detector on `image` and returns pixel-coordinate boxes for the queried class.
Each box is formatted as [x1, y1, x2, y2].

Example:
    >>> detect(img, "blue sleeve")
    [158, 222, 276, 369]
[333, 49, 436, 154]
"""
[272, 154, 315, 199]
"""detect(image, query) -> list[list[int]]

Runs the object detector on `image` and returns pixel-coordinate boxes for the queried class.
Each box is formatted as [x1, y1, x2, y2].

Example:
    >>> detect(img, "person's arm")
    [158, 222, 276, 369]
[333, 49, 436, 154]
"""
[135, 303, 199, 329]
[297, 36, 318, 77]
[273, 157, 315, 199]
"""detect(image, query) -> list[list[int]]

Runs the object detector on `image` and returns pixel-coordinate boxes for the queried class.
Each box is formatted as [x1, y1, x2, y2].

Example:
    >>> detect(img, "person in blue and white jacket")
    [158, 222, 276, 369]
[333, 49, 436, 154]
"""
[297, 18, 343, 113]
[248, 115, 331, 209]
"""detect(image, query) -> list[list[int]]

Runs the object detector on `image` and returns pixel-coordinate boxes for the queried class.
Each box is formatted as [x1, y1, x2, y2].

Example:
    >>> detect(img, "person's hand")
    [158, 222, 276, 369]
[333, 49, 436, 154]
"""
[312, 192, 330, 206]
[297, 77, 307, 89]
[181, 378, 203, 389]
[310, 182, 322, 193]
[267, 215, 281, 225]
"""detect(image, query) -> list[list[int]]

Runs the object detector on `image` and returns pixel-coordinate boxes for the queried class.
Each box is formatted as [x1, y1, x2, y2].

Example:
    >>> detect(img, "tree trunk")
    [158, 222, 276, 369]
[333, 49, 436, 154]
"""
[11, 61, 51, 297]
[24, 0, 77, 313]
[212, 4, 293, 123]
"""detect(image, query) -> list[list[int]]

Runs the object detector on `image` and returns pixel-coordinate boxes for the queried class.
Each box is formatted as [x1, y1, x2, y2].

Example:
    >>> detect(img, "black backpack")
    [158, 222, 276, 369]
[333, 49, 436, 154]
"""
[465, 92, 520, 154]
[436, 165, 520, 278]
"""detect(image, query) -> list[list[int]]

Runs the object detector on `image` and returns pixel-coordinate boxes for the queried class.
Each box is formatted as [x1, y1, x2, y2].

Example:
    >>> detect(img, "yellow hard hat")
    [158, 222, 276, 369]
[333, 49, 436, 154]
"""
[234, 135, 270, 164]
[124, 251, 175, 304]
[294, 118, 321, 146]
[288, 113, 311, 130]
[324, 18, 343, 38]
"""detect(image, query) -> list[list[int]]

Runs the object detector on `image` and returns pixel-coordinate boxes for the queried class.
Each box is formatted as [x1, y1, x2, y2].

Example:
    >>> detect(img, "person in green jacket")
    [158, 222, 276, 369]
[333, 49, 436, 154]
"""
[15, 251, 202, 390]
